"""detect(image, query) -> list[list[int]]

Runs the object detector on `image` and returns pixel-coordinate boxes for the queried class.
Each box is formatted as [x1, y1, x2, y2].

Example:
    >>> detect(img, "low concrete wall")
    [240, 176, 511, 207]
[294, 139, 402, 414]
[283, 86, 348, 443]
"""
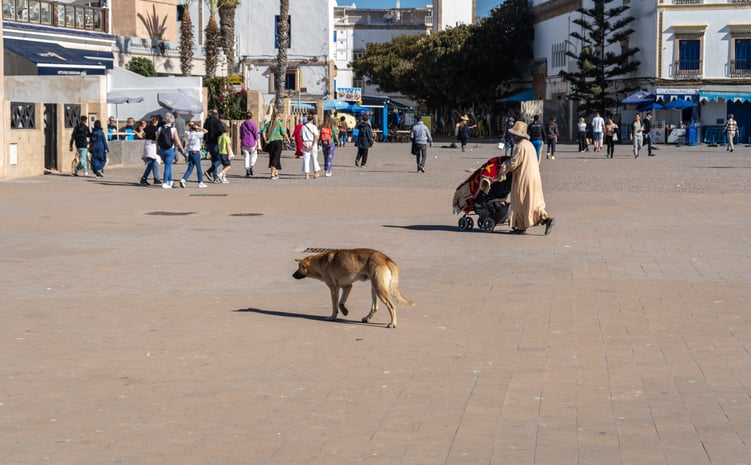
[107, 140, 146, 167]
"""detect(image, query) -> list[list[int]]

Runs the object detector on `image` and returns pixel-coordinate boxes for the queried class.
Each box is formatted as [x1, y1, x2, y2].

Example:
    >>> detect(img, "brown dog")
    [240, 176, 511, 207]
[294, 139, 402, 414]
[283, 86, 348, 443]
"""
[292, 248, 415, 328]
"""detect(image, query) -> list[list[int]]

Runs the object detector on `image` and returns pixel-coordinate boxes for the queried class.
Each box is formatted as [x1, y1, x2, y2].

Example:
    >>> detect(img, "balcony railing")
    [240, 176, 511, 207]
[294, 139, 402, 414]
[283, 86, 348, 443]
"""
[730, 59, 751, 77]
[674, 59, 702, 78]
[2, 0, 107, 33]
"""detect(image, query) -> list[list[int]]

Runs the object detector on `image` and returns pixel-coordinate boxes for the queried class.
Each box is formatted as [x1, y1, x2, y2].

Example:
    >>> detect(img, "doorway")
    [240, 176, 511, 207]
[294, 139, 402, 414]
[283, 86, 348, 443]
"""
[44, 104, 58, 171]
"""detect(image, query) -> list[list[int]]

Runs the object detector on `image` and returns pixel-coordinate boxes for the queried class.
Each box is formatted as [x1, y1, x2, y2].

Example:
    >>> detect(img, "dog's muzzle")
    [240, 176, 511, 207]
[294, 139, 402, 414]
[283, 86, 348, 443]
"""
[292, 271, 306, 279]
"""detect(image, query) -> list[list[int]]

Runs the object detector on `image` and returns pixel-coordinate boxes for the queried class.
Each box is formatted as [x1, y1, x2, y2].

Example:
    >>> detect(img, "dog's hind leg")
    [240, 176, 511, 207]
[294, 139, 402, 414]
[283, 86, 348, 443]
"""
[338, 285, 351, 316]
[362, 286, 379, 324]
[378, 290, 398, 329]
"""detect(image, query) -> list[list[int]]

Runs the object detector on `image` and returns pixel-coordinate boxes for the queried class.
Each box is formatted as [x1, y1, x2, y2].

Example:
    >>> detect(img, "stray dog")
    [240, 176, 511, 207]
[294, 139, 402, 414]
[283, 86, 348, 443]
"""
[292, 248, 415, 328]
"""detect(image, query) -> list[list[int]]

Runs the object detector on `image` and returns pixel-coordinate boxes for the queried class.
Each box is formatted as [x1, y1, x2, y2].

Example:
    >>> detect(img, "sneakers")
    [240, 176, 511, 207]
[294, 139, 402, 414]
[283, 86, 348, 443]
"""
[179, 179, 186, 188]
[161, 182, 172, 189]
[325, 171, 331, 177]
[249, 166, 254, 176]
[198, 182, 208, 188]
[221, 175, 229, 184]
[72, 170, 79, 177]
[139, 178, 149, 186]
[153, 179, 162, 185]
[271, 175, 279, 180]
[204, 170, 214, 182]
[550, 155, 555, 160]
[245, 168, 251, 178]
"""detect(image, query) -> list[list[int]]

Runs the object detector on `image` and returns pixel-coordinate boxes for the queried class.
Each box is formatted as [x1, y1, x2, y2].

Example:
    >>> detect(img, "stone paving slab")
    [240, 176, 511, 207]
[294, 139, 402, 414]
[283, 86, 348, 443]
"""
[1, 141, 750, 465]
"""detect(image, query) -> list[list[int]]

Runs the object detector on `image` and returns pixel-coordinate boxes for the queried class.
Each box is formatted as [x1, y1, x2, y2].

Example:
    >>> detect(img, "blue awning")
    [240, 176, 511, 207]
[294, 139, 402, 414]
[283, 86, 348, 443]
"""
[699, 91, 751, 103]
[498, 89, 535, 102]
[4, 39, 114, 76]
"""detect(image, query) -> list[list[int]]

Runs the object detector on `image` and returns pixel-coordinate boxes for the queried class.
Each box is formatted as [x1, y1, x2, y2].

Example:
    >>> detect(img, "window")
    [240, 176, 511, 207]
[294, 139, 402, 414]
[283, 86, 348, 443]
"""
[551, 41, 566, 68]
[352, 49, 364, 61]
[672, 26, 705, 77]
[274, 15, 291, 49]
[679, 39, 700, 70]
[729, 26, 751, 77]
[736, 39, 751, 70]
[270, 69, 298, 91]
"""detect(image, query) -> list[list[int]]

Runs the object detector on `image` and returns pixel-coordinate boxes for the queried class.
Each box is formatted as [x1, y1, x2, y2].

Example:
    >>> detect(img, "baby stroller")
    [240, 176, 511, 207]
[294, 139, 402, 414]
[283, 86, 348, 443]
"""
[452, 156, 512, 232]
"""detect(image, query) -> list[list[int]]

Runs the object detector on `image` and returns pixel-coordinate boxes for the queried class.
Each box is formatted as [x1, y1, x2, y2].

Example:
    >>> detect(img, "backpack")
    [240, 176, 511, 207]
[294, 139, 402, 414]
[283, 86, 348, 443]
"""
[157, 126, 174, 149]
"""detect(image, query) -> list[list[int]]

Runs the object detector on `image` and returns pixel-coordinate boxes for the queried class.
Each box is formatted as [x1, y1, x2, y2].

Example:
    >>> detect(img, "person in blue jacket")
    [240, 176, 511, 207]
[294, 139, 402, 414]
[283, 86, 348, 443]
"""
[89, 120, 109, 178]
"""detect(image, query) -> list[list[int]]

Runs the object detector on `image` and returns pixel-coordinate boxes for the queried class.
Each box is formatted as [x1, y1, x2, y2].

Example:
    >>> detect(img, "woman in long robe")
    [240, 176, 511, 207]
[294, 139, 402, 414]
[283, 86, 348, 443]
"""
[498, 121, 555, 235]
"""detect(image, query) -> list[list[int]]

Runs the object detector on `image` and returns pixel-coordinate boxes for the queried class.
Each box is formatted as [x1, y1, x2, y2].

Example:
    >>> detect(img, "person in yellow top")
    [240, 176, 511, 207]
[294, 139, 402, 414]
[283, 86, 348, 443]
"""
[215, 125, 233, 184]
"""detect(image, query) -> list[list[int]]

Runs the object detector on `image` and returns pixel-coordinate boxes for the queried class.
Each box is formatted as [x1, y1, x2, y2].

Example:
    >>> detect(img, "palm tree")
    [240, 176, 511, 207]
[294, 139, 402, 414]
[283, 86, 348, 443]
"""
[205, 0, 221, 78]
[274, 0, 289, 115]
[219, 0, 240, 74]
[179, 0, 195, 75]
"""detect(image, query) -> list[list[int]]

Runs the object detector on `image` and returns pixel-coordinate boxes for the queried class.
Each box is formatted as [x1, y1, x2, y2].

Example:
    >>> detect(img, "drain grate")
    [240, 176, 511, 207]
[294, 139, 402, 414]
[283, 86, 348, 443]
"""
[229, 213, 263, 217]
[189, 193, 228, 197]
[302, 247, 331, 253]
[146, 211, 196, 216]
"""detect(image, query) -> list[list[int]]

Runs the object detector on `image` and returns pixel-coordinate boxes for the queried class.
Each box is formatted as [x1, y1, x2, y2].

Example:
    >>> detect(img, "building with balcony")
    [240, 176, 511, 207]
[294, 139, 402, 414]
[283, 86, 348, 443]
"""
[527, 0, 751, 142]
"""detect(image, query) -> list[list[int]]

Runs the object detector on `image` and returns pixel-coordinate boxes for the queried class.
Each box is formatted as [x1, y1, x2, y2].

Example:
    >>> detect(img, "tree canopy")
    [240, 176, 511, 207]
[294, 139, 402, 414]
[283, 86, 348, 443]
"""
[559, 0, 640, 115]
[351, 0, 534, 108]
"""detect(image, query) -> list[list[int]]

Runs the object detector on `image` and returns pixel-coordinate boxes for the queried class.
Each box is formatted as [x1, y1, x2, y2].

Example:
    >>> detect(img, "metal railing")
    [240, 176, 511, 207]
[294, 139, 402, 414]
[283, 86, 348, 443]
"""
[674, 59, 702, 78]
[730, 59, 751, 77]
[2, 0, 107, 33]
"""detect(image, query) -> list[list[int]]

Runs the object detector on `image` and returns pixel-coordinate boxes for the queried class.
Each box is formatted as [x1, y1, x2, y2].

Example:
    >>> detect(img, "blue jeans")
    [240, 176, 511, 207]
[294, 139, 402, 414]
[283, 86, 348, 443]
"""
[531, 140, 543, 161]
[141, 158, 160, 182]
[182, 150, 203, 183]
[338, 132, 347, 146]
[75, 148, 89, 173]
[160, 148, 176, 183]
[206, 143, 219, 176]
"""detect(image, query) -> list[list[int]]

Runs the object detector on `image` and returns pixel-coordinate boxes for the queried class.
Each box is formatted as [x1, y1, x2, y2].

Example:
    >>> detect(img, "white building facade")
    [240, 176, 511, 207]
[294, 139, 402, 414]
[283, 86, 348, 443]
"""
[529, 0, 751, 143]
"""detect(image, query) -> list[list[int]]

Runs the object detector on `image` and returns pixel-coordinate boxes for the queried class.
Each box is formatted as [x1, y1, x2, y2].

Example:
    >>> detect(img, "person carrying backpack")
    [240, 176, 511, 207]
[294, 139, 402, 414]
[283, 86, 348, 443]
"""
[157, 112, 185, 189]
[527, 115, 544, 162]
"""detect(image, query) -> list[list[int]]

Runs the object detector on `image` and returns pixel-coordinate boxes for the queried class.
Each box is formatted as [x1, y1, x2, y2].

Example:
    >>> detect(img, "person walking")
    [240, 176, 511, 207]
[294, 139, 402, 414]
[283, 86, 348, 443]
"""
[354, 115, 374, 167]
[173, 111, 188, 163]
[503, 115, 515, 156]
[202, 109, 224, 182]
[456, 115, 474, 152]
[157, 112, 185, 189]
[591, 112, 605, 152]
[724, 114, 738, 152]
[605, 117, 619, 159]
[320, 117, 336, 176]
[261, 110, 290, 180]
[291, 116, 305, 158]
[496, 121, 555, 235]
[300, 115, 321, 179]
[577, 117, 588, 152]
[88, 120, 109, 178]
[239, 111, 259, 177]
[643, 112, 654, 156]
[629, 113, 644, 158]
[69, 116, 91, 177]
[179, 122, 208, 188]
[214, 124, 233, 184]
[545, 117, 559, 160]
[139, 115, 161, 185]
[527, 115, 544, 162]
[410, 117, 432, 173]
[337, 116, 349, 147]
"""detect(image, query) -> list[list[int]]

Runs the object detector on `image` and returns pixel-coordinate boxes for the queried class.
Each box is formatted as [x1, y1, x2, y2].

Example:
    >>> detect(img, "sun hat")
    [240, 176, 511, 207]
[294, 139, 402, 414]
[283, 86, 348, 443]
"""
[507, 121, 529, 139]
[461, 115, 469, 121]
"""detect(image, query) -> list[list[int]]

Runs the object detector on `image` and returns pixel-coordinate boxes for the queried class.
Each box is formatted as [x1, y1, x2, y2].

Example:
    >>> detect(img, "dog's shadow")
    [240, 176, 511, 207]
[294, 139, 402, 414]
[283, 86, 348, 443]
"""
[234, 308, 385, 327]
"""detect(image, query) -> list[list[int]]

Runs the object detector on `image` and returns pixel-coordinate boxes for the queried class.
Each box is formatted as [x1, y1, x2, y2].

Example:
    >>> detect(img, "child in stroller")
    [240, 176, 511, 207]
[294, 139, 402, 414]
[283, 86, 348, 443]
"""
[452, 156, 513, 232]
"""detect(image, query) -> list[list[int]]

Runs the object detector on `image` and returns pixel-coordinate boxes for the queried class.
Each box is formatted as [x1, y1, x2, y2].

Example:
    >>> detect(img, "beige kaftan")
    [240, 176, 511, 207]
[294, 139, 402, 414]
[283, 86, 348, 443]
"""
[498, 139, 550, 230]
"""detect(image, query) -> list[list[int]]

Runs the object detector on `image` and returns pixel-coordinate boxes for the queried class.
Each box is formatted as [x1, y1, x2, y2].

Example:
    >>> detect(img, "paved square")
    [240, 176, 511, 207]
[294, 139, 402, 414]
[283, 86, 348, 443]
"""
[1, 141, 750, 464]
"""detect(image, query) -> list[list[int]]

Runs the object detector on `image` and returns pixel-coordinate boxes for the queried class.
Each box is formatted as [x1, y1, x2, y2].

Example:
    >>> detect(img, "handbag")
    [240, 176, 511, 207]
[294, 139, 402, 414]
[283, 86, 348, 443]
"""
[410, 140, 418, 156]
[612, 132, 618, 142]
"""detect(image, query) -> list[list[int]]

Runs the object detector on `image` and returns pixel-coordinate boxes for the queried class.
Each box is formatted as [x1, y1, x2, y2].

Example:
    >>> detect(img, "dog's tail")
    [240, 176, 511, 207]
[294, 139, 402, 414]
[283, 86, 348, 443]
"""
[388, 261, 416, 307]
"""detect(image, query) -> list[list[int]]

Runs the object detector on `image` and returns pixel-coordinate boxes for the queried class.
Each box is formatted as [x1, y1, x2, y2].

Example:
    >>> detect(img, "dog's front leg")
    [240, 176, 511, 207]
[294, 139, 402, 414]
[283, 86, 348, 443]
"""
[328, 286, 340, 321]
[338, 285, 352, 316]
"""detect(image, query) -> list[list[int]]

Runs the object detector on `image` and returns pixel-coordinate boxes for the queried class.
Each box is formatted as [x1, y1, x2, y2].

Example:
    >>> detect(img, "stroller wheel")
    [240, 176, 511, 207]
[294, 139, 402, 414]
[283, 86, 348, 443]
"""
[458, 216, 474, 231]
[481, 217, 496, 232]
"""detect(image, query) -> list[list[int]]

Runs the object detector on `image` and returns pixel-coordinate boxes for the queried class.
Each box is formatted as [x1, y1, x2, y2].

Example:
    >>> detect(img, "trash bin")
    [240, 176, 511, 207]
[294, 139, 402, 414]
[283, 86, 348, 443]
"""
[686, 125, 698, 146]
